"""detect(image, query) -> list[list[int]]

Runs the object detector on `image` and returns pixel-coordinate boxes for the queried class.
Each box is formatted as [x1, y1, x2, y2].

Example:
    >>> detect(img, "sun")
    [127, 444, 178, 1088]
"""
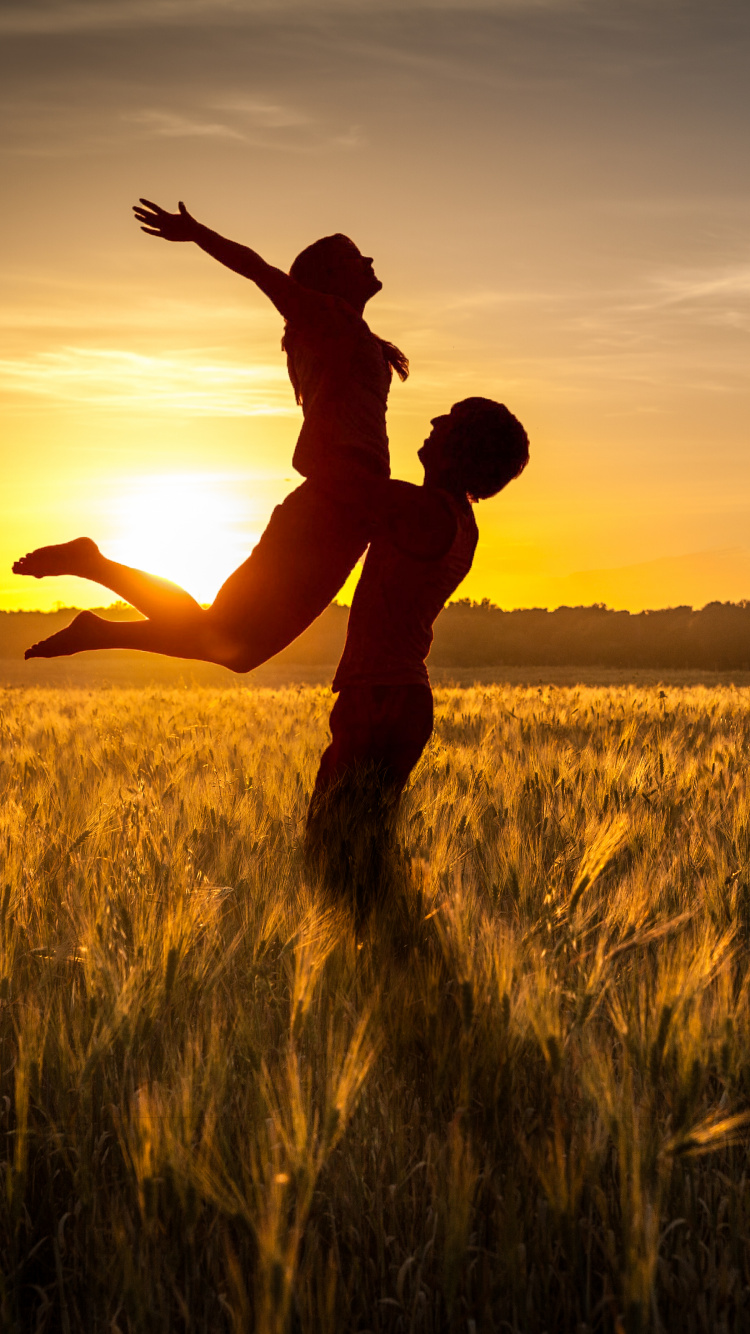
[108, 474, 260, 605]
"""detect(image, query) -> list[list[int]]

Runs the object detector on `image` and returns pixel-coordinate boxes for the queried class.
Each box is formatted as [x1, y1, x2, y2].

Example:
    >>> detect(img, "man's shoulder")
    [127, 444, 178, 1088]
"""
[381, 483, 462, 561]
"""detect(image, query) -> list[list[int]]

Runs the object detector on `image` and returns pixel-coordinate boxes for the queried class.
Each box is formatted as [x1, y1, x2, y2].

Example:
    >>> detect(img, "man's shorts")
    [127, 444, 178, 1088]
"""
[312, 682, 434, 800]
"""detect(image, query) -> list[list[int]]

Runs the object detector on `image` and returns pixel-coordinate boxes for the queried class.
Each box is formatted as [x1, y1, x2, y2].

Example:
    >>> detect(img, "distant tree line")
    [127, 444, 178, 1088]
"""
[3, 599, 750, 669]
[429, 600, 750, 670]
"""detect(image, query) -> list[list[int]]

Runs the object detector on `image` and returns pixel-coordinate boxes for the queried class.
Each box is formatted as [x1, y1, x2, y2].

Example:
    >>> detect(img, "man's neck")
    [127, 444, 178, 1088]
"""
[423, 471, 468, 502]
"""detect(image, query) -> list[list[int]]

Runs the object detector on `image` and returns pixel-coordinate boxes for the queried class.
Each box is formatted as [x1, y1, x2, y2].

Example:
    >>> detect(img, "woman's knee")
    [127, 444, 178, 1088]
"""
[212, 633, 261, 675]
[199, 608, 249, 672]
[216, 643, 255, 674]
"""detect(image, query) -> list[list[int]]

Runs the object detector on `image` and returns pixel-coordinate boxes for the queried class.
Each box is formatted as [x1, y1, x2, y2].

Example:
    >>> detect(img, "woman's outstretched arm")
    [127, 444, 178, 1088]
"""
[133, 198, 318, 323]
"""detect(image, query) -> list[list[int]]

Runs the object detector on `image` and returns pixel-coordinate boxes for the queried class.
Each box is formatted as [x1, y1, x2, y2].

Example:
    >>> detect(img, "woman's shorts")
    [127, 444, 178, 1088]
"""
[209, 479, 371, 670]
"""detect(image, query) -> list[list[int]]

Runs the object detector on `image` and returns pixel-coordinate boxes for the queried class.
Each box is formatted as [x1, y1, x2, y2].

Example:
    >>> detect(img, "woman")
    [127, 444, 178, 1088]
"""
[15, 199, 408, 669]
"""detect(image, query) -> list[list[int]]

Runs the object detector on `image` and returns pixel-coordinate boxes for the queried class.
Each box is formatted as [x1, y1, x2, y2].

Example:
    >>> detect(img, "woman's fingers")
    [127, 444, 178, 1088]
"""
[133, 198, 187, 239]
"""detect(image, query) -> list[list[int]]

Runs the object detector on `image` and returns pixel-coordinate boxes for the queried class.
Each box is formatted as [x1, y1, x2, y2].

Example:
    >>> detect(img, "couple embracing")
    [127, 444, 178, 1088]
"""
[15, 199, 529, 902]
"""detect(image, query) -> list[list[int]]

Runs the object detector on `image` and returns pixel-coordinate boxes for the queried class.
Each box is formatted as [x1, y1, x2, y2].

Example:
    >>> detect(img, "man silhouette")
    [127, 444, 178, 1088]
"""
[305, 397, 529, 911]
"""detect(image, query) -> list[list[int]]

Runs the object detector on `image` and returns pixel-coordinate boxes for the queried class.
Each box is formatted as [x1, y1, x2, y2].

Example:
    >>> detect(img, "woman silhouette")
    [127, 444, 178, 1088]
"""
[15, 199, 408, 668]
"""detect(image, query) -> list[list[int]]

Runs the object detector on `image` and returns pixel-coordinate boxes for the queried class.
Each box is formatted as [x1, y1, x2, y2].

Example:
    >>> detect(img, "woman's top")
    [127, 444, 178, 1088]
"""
[284, 294, 393, 482]
[332, 488, 478, 690]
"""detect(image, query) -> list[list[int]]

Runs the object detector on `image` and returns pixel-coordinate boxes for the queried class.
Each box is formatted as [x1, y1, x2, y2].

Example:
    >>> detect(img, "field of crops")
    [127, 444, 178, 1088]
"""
[2, 681, 750, 1332]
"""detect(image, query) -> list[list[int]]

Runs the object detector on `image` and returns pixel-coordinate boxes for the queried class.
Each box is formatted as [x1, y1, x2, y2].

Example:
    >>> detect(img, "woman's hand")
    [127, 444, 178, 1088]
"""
[131, 199, 314, 321]
[133, 198, 197, 242]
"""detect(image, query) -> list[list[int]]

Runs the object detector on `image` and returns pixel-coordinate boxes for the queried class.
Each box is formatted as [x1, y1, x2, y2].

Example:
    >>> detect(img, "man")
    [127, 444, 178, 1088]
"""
[305, 397, 529, 912]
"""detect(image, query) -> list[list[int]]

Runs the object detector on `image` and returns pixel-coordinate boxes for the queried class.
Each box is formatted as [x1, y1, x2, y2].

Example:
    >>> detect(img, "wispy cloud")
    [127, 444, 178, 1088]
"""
[0, 0, 243, 36]
[213, 97, 311, 130]
[650, 264, 750, 306]
[0, 0, 578, 37]
[0, 293, 272, 335]
[122, 101, 358, 152]
[1, 89, 361, 159]
[0, 347, 297, 416]
[125, 110, 248, 142]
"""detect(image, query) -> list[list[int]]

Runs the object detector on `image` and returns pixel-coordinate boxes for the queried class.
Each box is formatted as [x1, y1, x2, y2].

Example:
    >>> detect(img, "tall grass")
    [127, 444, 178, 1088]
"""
[1, 682, 750, 1331]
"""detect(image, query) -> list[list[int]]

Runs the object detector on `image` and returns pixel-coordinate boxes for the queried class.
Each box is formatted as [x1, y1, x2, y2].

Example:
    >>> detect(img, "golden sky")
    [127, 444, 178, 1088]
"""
[1, 0, 749, 613]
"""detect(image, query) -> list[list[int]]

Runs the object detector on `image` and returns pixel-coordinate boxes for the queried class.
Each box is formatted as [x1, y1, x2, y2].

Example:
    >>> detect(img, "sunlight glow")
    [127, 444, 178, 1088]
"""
[0, 349, 295, 416]
[108, 474, 260, 604]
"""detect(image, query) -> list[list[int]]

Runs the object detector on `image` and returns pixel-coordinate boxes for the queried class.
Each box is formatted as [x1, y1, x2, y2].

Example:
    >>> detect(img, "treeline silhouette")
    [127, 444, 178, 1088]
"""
[3, 599, 750, 669]
[430, 600, 750, 670]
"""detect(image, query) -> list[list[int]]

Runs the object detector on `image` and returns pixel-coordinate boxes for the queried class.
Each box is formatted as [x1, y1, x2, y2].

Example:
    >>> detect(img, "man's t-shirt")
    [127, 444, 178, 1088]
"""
[332, 487, 478, 690]
[284, 295, 393, 482]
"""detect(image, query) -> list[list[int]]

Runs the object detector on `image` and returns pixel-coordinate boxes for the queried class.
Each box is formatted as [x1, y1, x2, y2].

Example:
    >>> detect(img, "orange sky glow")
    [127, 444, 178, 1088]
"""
[2, 0, 749, 614]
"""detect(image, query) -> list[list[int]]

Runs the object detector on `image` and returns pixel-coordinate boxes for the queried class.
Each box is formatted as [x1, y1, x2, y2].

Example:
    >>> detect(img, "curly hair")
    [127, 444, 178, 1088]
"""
[447, 398, 529, 501]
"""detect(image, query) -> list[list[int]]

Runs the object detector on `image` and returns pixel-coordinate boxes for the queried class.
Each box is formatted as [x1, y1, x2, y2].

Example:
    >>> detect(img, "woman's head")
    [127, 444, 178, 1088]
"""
[283, 235, 406, 403]
[419, 398, 529, 501]
[289, 234, 381, 311]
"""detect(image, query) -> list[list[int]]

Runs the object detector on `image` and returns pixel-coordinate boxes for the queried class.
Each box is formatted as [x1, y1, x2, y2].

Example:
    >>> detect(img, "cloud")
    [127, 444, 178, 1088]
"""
[125, 110, 248, 142]
[0, 347, 297, 416]
[123, 101, 311, 143]
[0, 291, 269, 335]
[0, 87, 360, 159]
[123, 102, 358, 152]
[213, 97, 311, 130]
[0, 0, 243, 36]
[0, 0, 582, 37]
[650, 265, 750, 307]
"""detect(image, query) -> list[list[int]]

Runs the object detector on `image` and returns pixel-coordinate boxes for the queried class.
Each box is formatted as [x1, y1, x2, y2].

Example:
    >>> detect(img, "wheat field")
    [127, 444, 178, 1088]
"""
[1, 681, 750, 1333]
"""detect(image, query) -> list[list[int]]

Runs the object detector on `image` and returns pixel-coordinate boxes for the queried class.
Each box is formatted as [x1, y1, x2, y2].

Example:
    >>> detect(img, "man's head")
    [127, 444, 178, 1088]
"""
[289, 234, 381, 311]
[419, 398, 529, 501]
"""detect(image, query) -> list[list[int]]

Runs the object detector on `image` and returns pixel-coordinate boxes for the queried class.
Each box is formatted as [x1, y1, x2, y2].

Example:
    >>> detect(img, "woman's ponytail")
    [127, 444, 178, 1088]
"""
[377, 338, 409, 384]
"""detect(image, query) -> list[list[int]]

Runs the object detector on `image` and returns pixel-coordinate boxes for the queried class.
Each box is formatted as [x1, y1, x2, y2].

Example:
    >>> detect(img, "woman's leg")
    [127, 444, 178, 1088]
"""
[13, 537, 202, 621]
[24, 607, 242, 668]
[23, 482, 371, 671]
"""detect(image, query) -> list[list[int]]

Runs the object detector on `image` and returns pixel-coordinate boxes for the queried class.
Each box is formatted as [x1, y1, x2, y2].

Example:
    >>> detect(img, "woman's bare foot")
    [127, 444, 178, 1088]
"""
[25, 610, 107, 659]
[13, 536, 100, 580]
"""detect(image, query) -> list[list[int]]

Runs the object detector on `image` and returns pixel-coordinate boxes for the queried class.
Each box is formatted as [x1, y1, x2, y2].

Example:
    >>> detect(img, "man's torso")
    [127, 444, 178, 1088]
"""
[333, 489, 478, 690]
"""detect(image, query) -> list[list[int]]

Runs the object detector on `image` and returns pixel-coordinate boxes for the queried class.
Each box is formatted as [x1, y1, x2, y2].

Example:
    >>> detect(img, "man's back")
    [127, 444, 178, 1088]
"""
[333, 484, 478, 690]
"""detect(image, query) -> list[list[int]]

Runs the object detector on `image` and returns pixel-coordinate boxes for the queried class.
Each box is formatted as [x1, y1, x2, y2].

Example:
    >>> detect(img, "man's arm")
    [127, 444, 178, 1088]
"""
[133, 199, 326, 324]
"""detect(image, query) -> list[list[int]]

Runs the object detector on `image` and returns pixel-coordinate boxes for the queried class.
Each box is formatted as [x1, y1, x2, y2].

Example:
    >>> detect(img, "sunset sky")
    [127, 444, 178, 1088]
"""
[1, 0, 749, 614]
